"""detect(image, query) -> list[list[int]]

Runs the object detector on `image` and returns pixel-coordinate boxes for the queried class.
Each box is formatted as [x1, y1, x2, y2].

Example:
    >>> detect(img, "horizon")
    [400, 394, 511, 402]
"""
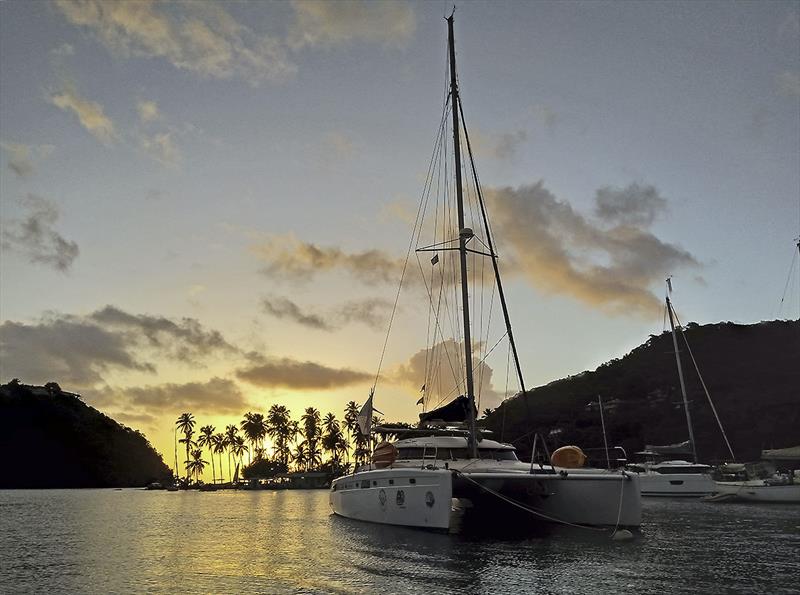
[1, 1, 799, 482]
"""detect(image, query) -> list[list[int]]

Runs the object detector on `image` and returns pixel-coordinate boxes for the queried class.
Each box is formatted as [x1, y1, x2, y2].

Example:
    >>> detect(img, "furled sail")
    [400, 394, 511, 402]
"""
[418, 395, 477, 424]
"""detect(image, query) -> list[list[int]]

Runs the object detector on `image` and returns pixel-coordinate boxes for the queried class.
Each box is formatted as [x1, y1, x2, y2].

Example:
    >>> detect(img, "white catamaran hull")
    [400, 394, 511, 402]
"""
[711, 481, 800, 503]
[330, 466, 641, 531]
[330, 468, 453, 530]
[637, 472, 715, 497]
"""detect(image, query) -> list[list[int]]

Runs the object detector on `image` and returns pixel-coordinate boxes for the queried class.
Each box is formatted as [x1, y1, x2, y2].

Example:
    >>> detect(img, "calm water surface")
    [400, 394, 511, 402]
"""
[1, 489, 798, 594]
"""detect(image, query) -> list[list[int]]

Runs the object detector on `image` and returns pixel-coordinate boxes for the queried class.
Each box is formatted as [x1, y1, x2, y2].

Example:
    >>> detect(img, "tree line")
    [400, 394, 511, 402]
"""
[174, 402, 376, 483]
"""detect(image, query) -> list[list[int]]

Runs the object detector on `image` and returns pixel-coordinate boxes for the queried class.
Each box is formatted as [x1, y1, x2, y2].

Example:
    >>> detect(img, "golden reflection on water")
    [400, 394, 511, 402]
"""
[1, 490, 799, 594]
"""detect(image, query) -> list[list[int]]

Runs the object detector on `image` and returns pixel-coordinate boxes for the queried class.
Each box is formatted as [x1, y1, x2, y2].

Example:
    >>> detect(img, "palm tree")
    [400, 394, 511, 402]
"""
[322, 413, 344, 466]
[230, 434, 247, 479]
[266, 404, 294, 468]
[225, 424, 238, 481]
[344, 401, 361, 464]
[197, 425, 216, 483]
[212, 433, 226, 483]
[186, 448, 208, 484]
[301, 407, 322, 470]
[175, 413, 196, 480]
[293, 442, 308, 472]
[241, 412, 267, 463]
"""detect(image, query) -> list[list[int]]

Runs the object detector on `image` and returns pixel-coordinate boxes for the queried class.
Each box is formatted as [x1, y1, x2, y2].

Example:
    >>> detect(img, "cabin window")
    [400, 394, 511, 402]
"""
[397, 448, 425, 459]
[372, 481, 377, 486]
[360, 480, 370, 489]
[389, 479, 394, 485]
[409, 478, 416, 484]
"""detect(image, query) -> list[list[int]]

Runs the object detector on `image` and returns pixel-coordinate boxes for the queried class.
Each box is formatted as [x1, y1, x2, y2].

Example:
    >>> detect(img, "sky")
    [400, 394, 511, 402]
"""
[1, 1, 798, 475]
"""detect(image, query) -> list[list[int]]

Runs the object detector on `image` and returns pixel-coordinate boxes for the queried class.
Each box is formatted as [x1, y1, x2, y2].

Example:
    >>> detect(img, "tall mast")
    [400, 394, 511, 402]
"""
[666, 280, 698, 462]
[447, 13, 478, 458]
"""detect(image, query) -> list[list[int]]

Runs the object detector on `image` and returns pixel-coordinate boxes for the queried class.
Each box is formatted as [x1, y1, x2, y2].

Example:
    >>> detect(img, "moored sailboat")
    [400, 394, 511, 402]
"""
[329, 13, 640, 534]
[626, 281, 733, 497]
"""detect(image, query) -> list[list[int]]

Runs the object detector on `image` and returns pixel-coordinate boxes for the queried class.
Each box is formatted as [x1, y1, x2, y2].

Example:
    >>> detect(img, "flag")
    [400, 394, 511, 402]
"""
[420, 384, 425, 392]
[416, 396, 424, 406]
[431, 254, 439, 265]
[666, 277, 673, 293]
[357, 389, 374, 436]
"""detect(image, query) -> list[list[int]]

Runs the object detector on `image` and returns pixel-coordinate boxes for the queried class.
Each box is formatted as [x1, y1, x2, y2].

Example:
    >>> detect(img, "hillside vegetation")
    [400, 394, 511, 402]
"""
[485, 320, 799, 463]
[0, 381, 172, 488]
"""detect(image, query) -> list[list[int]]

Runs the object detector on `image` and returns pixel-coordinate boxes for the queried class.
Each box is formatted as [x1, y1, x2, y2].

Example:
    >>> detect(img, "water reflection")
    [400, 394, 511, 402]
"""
[1, 490, 798, 594]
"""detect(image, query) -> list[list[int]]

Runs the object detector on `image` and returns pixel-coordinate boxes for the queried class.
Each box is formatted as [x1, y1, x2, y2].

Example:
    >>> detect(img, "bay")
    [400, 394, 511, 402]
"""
[1, 489, 798, 594]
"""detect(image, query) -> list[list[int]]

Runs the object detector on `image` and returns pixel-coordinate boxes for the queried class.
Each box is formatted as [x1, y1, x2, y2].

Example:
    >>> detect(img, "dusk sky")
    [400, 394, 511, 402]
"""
[1, 1, 798, 470]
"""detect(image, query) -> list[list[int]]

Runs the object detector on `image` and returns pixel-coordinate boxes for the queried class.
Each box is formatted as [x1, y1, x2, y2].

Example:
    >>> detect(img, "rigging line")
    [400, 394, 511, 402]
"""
[672, 309, 736, 461]
[776, 246, 798, 318]
[415, 251, 464, 403]
[501, 343, 511, 442]
[373, 99, 451, 391]
[457, 97, 526, 395]
[422, 114, 449, 396]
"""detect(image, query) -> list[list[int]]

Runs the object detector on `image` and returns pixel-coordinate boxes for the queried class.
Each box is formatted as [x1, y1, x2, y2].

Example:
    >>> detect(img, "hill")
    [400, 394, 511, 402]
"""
[485, 320, 799, 463]
[0, 381, 172, 488]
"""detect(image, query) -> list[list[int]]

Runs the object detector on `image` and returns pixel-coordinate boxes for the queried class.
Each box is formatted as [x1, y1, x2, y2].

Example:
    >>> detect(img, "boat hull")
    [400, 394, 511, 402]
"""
[330, 468, 453, 530]
[330, 466, 641, 532]
[636, 472, 715, 497]
[454, 470, 641, 530]
[711, 481, 800, 503]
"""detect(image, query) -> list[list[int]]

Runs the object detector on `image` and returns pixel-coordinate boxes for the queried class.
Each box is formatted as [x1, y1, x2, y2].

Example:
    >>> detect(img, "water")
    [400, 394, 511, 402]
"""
[1, 490, 798, 594]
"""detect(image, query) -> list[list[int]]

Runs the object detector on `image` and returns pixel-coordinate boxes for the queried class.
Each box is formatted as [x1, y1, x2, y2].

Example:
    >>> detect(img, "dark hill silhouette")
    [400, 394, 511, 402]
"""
[486, 320, 799, 463]
[0, 381, 172, 488]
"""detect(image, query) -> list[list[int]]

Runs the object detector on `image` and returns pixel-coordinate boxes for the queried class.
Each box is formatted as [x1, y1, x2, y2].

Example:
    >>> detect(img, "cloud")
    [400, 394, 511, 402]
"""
[594, 183, 667, 226]
[288, 0, 416, 49]
[88, 305, 236, 363]
[236, 356, 371, 390]
[253, 233, 404, 284]
[54, 0, 295, 85]
[263, 295, 330, 330]
[389, 339, 502, 410]
[137, 99, 160, 123]
[111, 377, 249, 415]
[262, 295, 391, 331]
[49, 86, 116, 144]
[51, 43, 76, 56]
[776, 71, 800, 97]
[485, 182, 699, 316]
[140, 131, 180, 166]
[0, 307, 237, 387]
[530, 104, 559, 136]
[469, 129, 528, 160]
[1, 194, 79, 271]
[0, 142, 55, 177]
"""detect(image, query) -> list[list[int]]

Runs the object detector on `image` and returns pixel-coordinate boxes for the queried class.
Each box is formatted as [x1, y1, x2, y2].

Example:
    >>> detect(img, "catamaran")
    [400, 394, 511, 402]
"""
[329, 13, 640, 534]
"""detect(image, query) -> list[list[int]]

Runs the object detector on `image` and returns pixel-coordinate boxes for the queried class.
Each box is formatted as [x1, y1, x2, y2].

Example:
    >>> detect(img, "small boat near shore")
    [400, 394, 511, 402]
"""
[705, 479, 800, 503]
[705, 460, 800, 503]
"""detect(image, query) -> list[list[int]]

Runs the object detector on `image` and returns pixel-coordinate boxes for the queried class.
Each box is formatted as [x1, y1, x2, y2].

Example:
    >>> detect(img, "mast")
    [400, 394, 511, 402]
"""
[447, 13, 478, 458]
[666, 280, 698, 463]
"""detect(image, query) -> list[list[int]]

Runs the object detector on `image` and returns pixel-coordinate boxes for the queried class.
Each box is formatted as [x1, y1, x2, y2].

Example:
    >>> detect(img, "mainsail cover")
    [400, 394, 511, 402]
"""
[418, 395, 477, 424]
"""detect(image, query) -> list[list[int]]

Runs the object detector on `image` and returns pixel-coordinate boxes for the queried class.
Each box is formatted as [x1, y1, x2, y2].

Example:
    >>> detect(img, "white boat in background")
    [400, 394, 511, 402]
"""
[705, 461, 800, 503]
[627, 454, 715, 497]
[709, 479, 800, 503]
[330, 13, 640, 535]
